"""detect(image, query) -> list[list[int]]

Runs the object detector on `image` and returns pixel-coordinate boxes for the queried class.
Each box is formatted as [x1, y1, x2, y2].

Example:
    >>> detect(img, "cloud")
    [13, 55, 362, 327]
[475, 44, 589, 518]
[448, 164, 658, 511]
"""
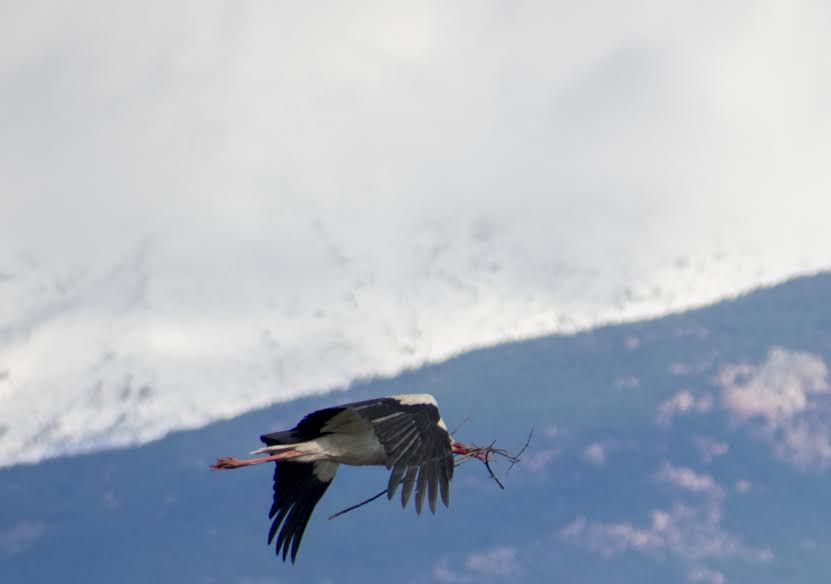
[433, 562, 469, 584]
[582, 440, 636, 466]
[238, 578, 281, 584]
[693, 437, 729, 464]
[102, 491, 119, 510]
[4, 2, 831, 466]
[543, 425, 561, 439]
[613, 375, 641, 390]
[561, 502, 771, 563]
[0, 520, 46, 555]
[688, 566, 726, 584]
[720, 348, 830, 423]
[561, 463, 771, 579]
[655, 463, 725, 499]
[465, 547, 518, 578]
[560, 515, 662, 556]
[521, 448, 560, 474]
[583, 443, 608, 466]
[718, 348, 831, 468]
[669, 357, 714, 376]
[433, 546, 519, 582]
[624, 336, 641, 350]
[656, 390, 713, 426]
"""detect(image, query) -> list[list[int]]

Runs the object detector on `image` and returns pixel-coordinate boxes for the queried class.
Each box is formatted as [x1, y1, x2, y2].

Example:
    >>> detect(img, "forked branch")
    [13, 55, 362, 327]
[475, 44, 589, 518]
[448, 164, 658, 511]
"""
[452, 428, 533, 489]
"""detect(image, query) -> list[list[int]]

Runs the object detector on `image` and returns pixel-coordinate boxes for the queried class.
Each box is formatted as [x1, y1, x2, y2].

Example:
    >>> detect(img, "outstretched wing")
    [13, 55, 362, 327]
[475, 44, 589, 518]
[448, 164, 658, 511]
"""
[349, 396, 454, 515]
[267, 460, 338, 563]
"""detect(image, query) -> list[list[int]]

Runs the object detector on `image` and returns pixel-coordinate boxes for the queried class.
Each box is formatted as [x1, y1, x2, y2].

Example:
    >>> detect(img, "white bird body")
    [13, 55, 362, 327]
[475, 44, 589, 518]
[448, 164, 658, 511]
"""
[250, 429, 387, 466]
[212, 393, 468, 563]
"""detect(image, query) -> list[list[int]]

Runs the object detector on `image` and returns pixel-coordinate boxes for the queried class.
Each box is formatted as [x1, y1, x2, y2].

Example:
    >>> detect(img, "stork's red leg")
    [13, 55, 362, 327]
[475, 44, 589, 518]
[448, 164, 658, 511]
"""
[210, 450, 303, 470]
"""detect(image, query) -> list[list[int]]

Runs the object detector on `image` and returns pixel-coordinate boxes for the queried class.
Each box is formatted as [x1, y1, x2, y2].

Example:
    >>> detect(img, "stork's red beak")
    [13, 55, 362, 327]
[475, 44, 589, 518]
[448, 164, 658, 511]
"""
[451, 441, 488, 461]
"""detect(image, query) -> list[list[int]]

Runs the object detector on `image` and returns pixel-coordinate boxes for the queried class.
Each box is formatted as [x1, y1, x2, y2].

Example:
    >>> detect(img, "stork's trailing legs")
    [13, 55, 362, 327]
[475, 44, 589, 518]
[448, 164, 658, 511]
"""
[211, 450, 303, 471]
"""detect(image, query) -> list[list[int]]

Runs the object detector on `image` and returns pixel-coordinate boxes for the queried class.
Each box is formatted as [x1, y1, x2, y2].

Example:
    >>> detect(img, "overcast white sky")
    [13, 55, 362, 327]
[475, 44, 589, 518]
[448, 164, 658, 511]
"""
[2, 1, 830, 466]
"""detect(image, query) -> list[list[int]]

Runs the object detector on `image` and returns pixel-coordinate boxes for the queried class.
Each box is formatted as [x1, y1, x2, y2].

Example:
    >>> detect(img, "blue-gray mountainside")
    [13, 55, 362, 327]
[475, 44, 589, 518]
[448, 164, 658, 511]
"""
[3, 273, 831, 583]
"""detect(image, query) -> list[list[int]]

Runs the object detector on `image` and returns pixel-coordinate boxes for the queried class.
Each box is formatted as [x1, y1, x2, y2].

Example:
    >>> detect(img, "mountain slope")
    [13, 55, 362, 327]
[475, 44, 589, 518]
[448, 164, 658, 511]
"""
[3, 273, 831, 583]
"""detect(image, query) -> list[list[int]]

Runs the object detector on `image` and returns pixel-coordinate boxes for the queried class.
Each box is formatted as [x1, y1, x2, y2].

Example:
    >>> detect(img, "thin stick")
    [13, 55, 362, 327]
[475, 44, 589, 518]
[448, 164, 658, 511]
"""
[329, 456, 476, 520]
[483, 457, 505, 489]
[506, 428, 534, 476]
[481, 440, 505, 489]
[450, 416, 471, 436]
[328, 489, 387, 520]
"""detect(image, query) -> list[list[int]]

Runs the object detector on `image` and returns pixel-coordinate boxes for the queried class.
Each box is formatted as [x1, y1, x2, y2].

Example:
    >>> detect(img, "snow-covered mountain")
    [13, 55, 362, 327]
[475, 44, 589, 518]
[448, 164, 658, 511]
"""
[0, 229, 826, 468]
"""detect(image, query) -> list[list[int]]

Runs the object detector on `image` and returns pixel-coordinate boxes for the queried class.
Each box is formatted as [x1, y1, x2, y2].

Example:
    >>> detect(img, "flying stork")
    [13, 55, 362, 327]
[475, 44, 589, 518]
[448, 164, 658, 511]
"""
[211, 393, 481, 562]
